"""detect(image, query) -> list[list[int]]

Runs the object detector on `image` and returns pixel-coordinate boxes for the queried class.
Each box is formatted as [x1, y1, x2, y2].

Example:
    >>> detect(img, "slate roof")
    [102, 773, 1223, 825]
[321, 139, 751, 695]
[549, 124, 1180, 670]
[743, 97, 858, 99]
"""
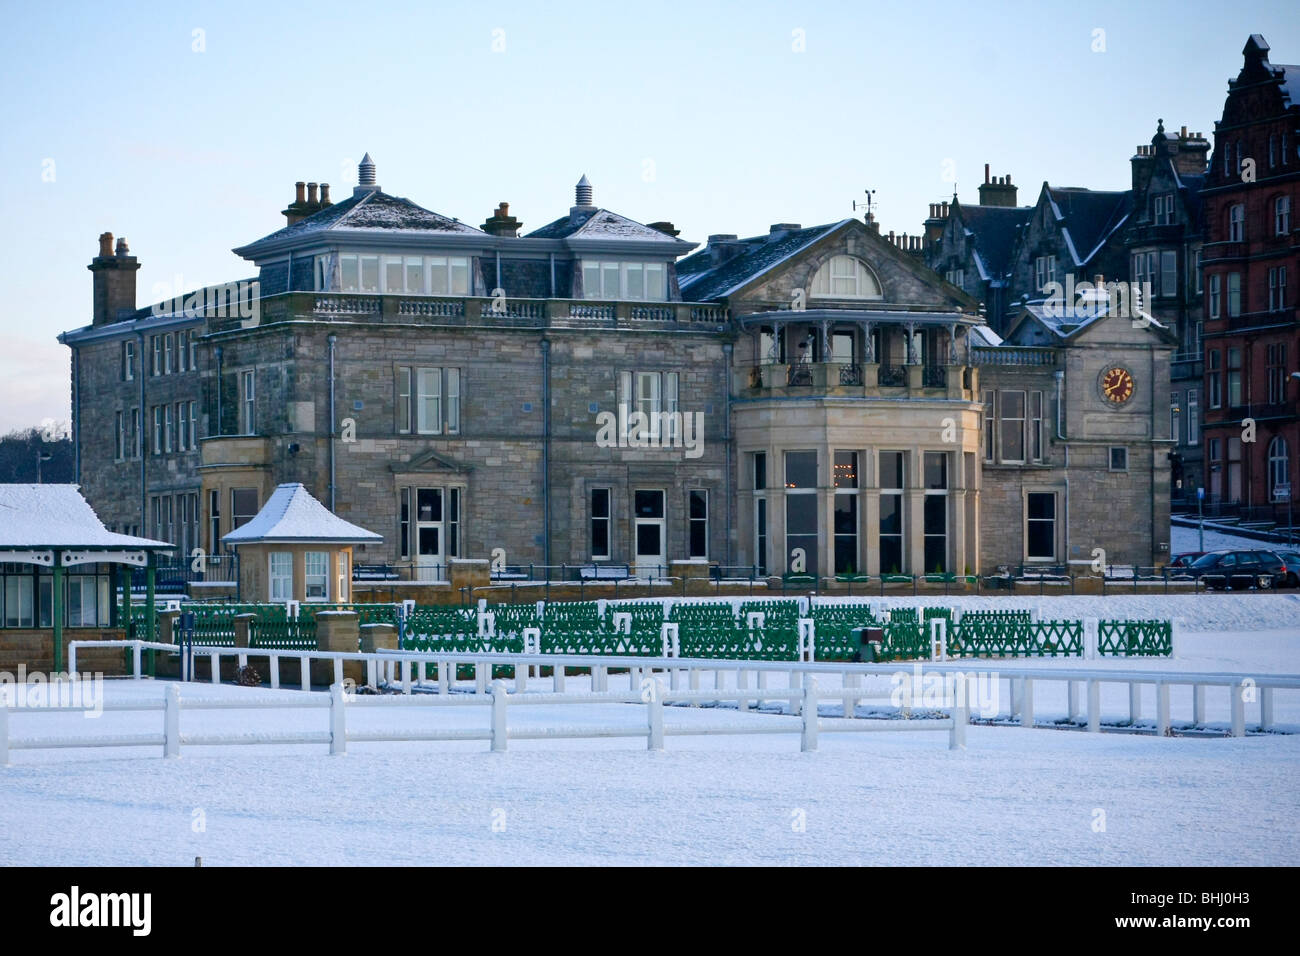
[0, 485, 172, 551]
[234, 189, 482, 255]
[675, 222, 846, 302]
[222, 483, 382, 545]
[524, 207, 682, 242]
[1044, 186, 1132, 267]
[1007, 293, 1166, 343]
[956, 204, 1032, 281]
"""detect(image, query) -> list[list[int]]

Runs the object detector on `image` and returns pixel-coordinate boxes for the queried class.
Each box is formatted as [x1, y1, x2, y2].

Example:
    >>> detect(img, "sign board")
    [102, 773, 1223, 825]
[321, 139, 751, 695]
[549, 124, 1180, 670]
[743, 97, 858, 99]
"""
[1197, 487, 1205, 500]
[1274, 484, 1291, 502]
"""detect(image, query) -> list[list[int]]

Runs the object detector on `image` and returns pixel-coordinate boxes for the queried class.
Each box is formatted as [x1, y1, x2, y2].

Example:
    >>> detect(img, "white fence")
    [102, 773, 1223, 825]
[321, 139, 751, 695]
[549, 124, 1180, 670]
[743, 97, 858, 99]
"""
[12, 639, 1291, 768]
[0, 674, 966, 763]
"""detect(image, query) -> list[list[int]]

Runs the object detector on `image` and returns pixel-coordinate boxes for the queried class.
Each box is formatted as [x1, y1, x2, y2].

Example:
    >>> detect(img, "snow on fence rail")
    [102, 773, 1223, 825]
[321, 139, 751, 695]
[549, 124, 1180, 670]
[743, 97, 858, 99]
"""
[49, 640, 1300, 745]
[0, 675, 967, 763]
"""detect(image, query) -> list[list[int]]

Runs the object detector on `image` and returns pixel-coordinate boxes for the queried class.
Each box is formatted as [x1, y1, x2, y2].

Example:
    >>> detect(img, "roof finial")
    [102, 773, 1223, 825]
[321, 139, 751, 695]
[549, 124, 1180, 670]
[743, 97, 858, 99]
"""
[359, 153, 377, 186]
[575, 174, 593, 207]
[1157, 118, 1165, 135]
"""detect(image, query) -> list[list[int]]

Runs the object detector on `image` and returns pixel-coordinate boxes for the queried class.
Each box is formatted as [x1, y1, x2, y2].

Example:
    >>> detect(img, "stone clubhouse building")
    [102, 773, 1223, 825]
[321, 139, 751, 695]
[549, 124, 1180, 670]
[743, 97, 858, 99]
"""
[57, 156, 1174, 589]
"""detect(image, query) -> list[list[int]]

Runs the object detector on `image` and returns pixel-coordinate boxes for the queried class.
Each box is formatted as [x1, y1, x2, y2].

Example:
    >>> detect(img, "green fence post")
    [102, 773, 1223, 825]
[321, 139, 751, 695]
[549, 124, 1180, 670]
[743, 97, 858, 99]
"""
[52, 557, 64, 673]
[145, 556, 157, 643]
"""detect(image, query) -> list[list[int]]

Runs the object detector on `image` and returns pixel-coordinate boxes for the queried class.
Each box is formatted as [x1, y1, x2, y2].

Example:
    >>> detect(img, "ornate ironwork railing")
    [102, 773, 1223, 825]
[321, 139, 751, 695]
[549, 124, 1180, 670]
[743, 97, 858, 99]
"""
[878, 364, 907, 387]
[922, 365, 947, 388]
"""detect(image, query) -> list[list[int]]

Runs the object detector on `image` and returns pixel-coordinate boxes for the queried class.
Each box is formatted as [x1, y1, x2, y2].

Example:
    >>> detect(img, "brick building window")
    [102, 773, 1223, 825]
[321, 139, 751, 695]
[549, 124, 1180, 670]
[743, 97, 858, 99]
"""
[1187, 389, 1199, 444]
[1000, 390, 1026, 463]
[1160, 251, 1177, 297]
[1109, 447, 1129, 472]
[1207, 350, 1221, 409]
[163, 334, 173, 374]
[188, 401, 198, 450]
[151, 335, 162, 376]
[1227, 348, 1243, 407]
[1228, 204, 1244, 242]
[878, 451, 905, 575]
[1277, 196, 1291, 236]
[688, 489, 709, 561]
[1267, 344, 1287, 404]
[177, 401, 188, 451]
[240, 370, 255, 435]
[1208, 274, 1220, 318]
[122, 340, 135, 381]
[617, 370, 679, 442]
[1154, 193, 1174, 225]
[1226, 273, 1242, 317]
[151, 406, 162, 456]
[1269, 266, 1287, 311]
[1269, 437, 1291, 500]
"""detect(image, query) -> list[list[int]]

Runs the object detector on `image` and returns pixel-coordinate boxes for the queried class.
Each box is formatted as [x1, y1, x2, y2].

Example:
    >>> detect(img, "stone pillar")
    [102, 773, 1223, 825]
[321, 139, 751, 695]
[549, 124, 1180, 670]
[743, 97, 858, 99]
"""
[158, 610, 181, 645]
[359, 622, 398, 653]
[313, 610, 362, 686]
[449, 558, 490, 601]
[863, 489, 880, 577]
[233, 613, 255, 649]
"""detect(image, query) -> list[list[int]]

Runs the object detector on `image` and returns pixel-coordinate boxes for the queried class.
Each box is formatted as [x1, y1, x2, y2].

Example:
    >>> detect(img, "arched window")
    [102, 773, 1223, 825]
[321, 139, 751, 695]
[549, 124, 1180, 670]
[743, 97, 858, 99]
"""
[1268, 437, 1290, 498]
[809, 256, 882, 300]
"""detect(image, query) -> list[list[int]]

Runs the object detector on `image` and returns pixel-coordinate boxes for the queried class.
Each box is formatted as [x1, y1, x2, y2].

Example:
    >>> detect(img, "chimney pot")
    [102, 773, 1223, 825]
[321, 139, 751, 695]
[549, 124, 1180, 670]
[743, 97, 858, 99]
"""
[98, 232, 114, 258]
[115, 237, 129, 257]
[984, 164, 990, 184]
[320, 183, 331, 205]
[574, 174, 593, 207]
[307, 182, 319, 204]
[358, 153, 377, 187]
[295, 181, 306, 203]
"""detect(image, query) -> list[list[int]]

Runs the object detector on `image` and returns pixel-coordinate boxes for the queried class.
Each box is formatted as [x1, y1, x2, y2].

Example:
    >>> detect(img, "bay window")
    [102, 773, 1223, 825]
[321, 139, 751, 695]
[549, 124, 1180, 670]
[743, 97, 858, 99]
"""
[581, 260, 668, 300]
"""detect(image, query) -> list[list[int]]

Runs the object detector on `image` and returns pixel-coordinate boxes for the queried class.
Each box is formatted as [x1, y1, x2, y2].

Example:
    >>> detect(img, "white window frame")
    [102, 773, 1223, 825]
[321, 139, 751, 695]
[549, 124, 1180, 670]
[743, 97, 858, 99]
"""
[1228, 204, 1244, 242]
[1024, 491, 1057, 562]
[1034, 255, 1056, 292]
[269, 552, 293, 602]
[580, 260, 668, 301]
[304, 551, 330, 601]
[122, 340, 135, 381]
[1276, 196, 1291, 237]
[810, 256, 882, 300]
[240, 369, 256, 435]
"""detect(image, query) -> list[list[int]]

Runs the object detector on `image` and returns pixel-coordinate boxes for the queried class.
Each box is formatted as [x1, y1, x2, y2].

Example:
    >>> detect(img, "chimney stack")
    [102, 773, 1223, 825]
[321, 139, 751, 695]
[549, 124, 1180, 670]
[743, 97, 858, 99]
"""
[648, 221, 681, 237]
[707, 234, 743, 268]
[320, 183, 332, 206]
[482, 201, 523, 237]
[307, 182, 319, 205]
[89, 231, 140, 327]
[978, 167, 1018, 207]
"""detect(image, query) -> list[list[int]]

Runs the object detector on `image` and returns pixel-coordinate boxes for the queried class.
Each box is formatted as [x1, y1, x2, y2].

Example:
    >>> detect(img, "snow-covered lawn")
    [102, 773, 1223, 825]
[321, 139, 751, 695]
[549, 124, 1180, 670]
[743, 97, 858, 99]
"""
[1, 629, 1297, 866]
[1171, 523, 1296, 554]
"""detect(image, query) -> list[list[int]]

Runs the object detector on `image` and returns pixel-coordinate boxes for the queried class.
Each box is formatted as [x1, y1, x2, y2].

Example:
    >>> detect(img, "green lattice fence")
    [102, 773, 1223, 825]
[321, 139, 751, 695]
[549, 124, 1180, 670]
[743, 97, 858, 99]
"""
[405, 605, 477, 639]
[669, 602, 736, 627]
[612, 602, 666, 634]
[877, 621, 928, 661]
[679, 625, 798, 661]
[540, 628, 662, 656]
[1098, 619, 1172, 657]
[739, 600, 801, 626]
[249, 619, 318, 650]
[299, 603, 399, 625]
[951, 619, 1082, 658]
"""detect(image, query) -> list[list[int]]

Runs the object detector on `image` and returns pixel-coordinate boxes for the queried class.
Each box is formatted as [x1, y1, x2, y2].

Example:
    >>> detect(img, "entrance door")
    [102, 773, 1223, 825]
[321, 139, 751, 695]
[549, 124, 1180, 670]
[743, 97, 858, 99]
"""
[634, 489, 666, 579]
[415, 488, 444, 580]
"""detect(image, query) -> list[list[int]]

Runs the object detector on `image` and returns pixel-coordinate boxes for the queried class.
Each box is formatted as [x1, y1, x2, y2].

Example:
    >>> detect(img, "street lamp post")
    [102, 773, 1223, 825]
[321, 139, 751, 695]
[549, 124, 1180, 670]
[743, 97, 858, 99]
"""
[36, 450, 52, 483]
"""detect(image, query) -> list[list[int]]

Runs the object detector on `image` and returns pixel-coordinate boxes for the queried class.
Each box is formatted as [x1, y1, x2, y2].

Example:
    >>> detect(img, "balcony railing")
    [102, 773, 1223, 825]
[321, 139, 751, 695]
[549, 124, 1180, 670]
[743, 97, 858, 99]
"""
[246, 292, 730, 331]
[971, 346, 1058, 366]
[878, 364, 907, 387]
[922, 365, 947, 388]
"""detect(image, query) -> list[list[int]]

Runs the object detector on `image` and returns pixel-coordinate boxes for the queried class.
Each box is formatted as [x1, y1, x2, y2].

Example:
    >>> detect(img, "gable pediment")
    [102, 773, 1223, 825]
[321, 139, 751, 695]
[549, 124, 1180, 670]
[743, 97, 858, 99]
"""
[390, 449, 473, 475]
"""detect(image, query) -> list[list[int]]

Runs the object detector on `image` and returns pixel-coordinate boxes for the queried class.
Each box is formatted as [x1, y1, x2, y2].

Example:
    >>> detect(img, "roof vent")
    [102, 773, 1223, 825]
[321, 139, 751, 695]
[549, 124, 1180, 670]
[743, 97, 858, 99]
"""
[359, 153, 377, 186]
[574, 174, 593, 207]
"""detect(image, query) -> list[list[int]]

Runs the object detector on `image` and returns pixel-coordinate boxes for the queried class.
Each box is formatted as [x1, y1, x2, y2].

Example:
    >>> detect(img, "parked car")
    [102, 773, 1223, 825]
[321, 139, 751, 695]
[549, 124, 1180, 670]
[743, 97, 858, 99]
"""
[1167, 552, 1204, 570]
[1188, 549, 1288, 590]
[1274, 550, 1300, 587]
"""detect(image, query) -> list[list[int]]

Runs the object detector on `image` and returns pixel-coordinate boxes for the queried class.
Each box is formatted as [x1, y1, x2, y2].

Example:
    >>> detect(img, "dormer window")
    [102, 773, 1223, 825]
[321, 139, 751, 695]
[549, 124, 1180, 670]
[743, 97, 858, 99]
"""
[581, 260, 667, 300]
[1154, 193, 1175, 225]
[318, 253, 470, 295]
[809, 256, 881, 299]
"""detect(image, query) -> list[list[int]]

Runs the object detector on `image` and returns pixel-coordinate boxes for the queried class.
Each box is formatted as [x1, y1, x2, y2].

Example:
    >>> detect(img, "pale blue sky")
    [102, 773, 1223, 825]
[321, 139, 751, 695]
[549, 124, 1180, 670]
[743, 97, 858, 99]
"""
[1, 0, 1296, 432]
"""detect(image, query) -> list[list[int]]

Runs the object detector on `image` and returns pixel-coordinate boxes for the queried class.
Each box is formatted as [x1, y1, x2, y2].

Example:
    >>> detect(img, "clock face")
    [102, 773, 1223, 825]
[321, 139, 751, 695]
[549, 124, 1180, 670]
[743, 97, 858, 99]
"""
[1100, 366, 1135, 404]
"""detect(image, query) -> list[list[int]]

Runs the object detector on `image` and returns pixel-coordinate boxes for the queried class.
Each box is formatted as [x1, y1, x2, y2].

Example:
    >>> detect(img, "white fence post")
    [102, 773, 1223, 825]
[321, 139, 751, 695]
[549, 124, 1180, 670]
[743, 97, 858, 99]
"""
[1021, 678, 1034, 728]
[1087, 679, 1101, 733]
[660, 622, 679, 657]
[949, 700, 968, 750]
[797, 619, 815, 662]
[68, 643, 78, 676]
[329, 683, 347, 755]
[164, 683, 181, 758]
[491, 681, 508, 752]
[612, 612, 632, 635]
[1084, 618, 1099, 660]
[1171, 618, 1184, 658]
[1230, 681, 1246, 738]
[132, 643, 143, 679]
[478, 611, 496, 639]
[475, 662, 488, 695]
[333, 658, 344, 689]
[209, 652, 220, 685]
[1128, 683, 1141, 725]
[437, 659, 450, 695]
[514, 660, 528, 694]
[0, 699, 8, 767]
[299, 656, 310, 691]
[1261, 686, 1275, 732]
[930, 619, 947, 661]
[800, 677, 818, 752]
[647, 678, 664, 751]
[552, 661, 565, 694]
[1156, 682, 1170, 736]
[1067, 681, 1079, 721]
[270, 654, 281, 690]
[1192, 684, 1206, 726]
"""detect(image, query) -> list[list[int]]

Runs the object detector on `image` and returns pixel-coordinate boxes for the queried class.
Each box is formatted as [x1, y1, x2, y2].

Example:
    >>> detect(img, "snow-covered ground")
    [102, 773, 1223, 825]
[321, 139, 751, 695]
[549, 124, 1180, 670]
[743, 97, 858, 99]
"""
[1, 629, 1297, 866]
[1171, 523, 1294, 554]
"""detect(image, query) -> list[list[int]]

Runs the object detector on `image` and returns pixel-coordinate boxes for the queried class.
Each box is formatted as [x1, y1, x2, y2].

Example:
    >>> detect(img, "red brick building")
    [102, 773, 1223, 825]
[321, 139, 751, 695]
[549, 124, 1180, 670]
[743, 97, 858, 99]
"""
[1201, 35, 1299, 527]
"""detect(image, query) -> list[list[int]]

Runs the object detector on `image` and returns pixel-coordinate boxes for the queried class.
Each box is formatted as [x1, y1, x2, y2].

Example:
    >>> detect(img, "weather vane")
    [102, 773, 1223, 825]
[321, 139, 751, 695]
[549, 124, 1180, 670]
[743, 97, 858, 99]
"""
[852, 188, 877, 222]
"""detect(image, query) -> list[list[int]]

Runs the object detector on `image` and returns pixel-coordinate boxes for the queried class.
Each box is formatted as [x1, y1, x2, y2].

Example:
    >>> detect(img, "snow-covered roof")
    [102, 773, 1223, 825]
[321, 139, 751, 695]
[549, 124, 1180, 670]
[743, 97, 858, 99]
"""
[676, 222, 847, 301]
[525, 207, 682, 242]
[222, 483, 382, 545]
[234, 189, 483, 257]
[0, 485, 172, 550]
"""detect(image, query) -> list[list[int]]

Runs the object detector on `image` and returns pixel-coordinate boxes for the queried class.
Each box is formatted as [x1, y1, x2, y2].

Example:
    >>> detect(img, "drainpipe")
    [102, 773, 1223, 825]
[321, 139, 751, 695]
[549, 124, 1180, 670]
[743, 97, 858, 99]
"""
[139, 332, 148, 531]
[540, 338, 551, 567]
[1150, 346, 1157, 564]
[70, 346, 80, 483]
[328, 333, 337, 512]
[723, 342, 733, 566]
[214, 345, 223, 437]
[1054, 367, 1070, 564]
